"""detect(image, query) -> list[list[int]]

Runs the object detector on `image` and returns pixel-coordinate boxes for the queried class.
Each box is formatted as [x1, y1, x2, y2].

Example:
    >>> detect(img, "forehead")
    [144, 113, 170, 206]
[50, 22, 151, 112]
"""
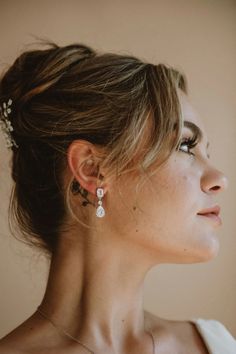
[178, 90, 209, 144]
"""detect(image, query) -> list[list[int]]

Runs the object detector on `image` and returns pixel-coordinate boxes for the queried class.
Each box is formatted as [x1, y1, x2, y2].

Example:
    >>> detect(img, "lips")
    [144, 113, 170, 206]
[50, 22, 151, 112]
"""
[197, 205, 222, 225]
[197, 205, 221, 216]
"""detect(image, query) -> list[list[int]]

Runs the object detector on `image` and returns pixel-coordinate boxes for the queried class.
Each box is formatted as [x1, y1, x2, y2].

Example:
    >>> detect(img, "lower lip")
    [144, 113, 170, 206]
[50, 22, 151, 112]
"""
[197, 213, 222, 226]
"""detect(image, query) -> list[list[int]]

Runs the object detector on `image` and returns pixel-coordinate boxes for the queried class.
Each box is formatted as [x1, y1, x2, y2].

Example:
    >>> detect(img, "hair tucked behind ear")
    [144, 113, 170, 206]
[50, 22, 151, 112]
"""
[0, 38, 187, 258]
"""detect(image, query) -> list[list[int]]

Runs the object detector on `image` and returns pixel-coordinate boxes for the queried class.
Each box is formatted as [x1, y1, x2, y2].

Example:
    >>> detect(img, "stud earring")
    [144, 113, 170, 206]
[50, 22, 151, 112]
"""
[96, 187, 105, 218]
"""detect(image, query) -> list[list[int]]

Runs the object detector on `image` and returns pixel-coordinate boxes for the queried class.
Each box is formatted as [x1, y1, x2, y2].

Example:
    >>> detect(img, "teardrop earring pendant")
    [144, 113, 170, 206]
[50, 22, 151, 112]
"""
[96, 187, 105, 218]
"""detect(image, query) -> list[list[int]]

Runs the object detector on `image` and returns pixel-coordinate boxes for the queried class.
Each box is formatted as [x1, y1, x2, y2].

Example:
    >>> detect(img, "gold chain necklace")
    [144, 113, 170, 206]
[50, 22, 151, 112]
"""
[36, 306, 156, 354]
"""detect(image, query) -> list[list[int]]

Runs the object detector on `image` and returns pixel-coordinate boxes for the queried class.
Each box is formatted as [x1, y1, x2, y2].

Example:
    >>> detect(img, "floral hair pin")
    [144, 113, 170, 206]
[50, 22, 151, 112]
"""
[0, 98, 19, 149]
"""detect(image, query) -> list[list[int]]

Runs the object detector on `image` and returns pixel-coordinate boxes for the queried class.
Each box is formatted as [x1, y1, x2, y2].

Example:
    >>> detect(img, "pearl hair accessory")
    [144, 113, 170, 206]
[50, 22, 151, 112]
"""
[0, 98, 19, 149]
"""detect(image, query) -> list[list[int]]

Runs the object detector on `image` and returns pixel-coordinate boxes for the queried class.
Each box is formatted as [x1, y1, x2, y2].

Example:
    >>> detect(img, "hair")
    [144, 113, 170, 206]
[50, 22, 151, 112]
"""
[0, 39, 188, 258]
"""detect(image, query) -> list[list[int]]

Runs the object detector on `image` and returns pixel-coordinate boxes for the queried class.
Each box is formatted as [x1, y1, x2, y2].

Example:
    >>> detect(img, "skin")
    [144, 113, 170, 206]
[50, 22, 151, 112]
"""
[0, 89, 228, 354]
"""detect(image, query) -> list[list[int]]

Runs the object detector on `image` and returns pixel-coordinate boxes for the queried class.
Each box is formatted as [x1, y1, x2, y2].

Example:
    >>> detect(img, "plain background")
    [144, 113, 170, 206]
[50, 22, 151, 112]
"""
[0, 0, 235, 338]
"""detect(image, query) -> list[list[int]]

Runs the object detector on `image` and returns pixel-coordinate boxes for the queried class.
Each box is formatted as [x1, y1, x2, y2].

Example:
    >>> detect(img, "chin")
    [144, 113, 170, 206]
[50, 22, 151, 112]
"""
[191, 238, 220, 263]
[184, 223, 221, 263]
[174, 237, 220, 264]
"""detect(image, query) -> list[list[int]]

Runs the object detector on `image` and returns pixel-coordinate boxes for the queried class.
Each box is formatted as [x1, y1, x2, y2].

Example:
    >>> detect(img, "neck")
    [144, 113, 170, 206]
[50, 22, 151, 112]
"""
[39, 224, 154, 352]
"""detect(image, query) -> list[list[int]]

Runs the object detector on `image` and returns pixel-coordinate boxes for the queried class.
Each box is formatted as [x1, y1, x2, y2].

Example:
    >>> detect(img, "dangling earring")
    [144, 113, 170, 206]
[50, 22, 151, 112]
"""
[96, 187, 105, 218]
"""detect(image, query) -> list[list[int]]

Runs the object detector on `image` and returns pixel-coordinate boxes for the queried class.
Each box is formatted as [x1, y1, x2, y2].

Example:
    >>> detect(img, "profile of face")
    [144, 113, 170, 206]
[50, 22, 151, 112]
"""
[106, 90, 228, 265]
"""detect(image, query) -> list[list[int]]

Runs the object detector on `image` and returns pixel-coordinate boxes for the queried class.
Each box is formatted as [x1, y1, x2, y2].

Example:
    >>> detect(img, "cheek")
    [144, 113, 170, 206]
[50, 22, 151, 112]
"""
[128, 168, 199, 244]
[136, 170, 218, 262]
[143, 169, 197, 221]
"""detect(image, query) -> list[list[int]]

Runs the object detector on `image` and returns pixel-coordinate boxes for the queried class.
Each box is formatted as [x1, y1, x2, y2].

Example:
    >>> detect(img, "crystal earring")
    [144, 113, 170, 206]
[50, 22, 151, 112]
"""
[96, 187, 105, 218]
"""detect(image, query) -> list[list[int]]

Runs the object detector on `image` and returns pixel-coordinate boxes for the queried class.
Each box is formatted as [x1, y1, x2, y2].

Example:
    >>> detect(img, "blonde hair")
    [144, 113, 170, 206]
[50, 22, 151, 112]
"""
[0, 39, 187, 257]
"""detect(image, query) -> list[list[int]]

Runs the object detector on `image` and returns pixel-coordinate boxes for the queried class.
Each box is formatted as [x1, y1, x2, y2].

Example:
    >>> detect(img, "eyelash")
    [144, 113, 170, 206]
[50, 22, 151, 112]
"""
[178, 136, 198, 156]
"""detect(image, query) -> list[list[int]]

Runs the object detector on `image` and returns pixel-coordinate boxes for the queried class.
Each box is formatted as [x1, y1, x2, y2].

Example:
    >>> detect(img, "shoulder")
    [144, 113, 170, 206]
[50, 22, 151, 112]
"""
[145, 310, 210, 353]
[146, 310, 236, 354]
[0, 312, 64, 354]
[0, 333, 25, 354]
[0, 323, 28, 354]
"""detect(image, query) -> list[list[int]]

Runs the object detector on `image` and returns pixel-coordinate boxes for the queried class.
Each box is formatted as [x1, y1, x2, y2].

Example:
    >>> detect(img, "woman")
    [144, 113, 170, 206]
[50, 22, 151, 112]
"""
[0, 40, 235, 354]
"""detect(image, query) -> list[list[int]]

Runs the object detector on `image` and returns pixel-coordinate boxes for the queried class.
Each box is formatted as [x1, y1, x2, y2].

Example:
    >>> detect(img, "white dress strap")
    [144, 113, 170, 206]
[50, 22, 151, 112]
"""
[189, 318, 236, 354]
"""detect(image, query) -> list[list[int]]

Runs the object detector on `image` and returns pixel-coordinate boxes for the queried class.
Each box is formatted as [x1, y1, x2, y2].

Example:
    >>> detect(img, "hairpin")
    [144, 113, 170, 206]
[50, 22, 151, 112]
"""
[0, 98, 19, 149]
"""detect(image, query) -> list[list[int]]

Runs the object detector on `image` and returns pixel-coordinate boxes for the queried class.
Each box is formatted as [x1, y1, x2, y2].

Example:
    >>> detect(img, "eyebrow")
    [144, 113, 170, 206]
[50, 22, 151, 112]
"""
[183, 120, 210, 150]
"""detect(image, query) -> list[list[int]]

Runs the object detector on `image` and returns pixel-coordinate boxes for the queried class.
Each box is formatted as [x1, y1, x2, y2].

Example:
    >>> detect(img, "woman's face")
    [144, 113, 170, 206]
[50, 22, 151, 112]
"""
[110, 90, 228, 264]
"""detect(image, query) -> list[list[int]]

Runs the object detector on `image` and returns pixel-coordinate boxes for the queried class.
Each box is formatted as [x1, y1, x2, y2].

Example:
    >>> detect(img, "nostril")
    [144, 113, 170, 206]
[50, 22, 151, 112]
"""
[211, 186, 221, 191]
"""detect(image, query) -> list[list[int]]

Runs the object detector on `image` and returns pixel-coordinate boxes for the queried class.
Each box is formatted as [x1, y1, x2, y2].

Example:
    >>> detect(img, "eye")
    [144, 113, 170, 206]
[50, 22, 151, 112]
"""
[177, 136, 198, 156]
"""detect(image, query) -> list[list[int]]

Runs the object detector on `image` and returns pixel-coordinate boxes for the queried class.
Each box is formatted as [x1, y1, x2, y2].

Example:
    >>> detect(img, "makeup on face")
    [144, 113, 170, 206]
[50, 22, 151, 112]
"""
[176, 120, 210, 159]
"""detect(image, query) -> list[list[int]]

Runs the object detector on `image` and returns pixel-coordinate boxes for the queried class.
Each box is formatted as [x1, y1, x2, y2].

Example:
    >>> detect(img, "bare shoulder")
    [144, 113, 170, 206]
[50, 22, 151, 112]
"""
[0, 328, 26, 354]
[0, 317, 81, 354]
[0, 314, 37, 354]
[0, 312, 64, 354]
[144, 310, 209, 354]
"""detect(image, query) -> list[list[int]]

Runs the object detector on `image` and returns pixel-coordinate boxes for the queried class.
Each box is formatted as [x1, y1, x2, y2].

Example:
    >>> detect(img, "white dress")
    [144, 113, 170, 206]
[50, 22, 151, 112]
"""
[189, 318, 236, 354]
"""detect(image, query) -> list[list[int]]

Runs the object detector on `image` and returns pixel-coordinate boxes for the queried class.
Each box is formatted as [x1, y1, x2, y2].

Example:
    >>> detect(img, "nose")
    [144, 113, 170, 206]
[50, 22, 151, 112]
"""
[201, 168, 229, 194]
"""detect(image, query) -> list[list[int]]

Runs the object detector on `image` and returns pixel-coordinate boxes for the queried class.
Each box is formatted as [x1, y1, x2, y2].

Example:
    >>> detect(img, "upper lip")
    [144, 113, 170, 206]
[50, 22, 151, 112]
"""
[197, 205, 221, 216]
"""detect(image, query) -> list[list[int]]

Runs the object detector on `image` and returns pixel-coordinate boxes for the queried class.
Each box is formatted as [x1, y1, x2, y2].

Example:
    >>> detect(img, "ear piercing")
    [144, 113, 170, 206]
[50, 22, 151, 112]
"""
[96, 187, 105, 218]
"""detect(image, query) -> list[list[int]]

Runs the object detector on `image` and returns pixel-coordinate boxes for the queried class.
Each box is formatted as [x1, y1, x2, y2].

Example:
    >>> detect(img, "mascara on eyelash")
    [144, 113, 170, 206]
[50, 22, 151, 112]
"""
[177, 136, 199, 155]
[178, 136, 198, 149]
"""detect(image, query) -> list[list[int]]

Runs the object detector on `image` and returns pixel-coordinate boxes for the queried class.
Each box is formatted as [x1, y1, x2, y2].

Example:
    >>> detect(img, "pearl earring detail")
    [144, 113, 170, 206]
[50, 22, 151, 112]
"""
[96, 187, 105, 218]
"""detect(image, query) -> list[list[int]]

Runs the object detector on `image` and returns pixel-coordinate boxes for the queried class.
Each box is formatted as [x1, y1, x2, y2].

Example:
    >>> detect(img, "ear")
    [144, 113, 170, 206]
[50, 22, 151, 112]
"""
[67, 140, 108, 196]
